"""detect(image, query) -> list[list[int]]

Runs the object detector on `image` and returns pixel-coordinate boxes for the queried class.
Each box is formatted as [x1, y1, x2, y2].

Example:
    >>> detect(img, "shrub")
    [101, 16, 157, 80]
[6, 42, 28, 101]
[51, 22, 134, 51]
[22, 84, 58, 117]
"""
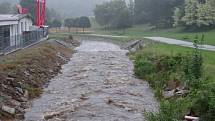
[134, 55, 155, 79]
[146, 99, 192, 121]
[191, 82, 215, 121]
[182, 36, 203, 89]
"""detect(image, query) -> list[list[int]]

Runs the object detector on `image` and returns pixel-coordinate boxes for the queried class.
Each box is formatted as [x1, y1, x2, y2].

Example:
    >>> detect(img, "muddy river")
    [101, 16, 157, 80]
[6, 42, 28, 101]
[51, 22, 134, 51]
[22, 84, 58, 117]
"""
[24, 40, 159, 121]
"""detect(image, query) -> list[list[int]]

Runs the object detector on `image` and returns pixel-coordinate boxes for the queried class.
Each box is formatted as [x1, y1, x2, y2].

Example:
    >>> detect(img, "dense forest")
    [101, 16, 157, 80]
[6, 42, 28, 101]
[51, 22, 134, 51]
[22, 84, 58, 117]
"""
[94, 0, 215, 31]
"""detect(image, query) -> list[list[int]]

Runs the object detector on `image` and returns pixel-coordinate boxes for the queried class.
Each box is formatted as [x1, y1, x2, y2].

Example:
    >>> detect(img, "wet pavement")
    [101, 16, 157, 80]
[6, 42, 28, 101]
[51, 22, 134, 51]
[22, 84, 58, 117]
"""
[24, 40, 158, 121]
[145, 37, 215, 51]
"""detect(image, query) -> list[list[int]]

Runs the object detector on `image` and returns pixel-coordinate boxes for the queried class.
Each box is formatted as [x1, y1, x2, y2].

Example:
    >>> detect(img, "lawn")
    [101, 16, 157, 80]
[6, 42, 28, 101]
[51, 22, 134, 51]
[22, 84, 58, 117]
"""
[92, 24, 215, 45]
[139, 42, 215, 81]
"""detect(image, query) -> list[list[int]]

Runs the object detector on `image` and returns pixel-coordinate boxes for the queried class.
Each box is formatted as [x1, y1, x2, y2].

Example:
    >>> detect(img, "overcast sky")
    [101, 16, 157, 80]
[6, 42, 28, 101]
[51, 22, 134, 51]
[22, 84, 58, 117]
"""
[0, 0, 129, 17]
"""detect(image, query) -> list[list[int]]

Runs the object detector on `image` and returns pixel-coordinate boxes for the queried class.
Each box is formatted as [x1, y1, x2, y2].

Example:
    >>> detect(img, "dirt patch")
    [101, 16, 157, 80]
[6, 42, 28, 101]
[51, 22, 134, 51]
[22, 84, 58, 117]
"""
[0, 38, 79, 120]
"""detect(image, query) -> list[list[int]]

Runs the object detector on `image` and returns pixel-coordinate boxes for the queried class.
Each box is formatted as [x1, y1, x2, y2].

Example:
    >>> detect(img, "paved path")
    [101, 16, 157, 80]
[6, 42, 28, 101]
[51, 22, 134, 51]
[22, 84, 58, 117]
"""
[25, 41, 158, 121]
[84, 34, 215, 51]
[145, 37, 215, 51]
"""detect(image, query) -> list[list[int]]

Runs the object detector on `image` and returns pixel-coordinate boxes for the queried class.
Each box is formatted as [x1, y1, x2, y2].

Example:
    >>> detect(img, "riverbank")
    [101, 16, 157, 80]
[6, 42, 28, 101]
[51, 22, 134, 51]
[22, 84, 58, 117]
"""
[0, 38, 79, 120]
[130, 41, 215, 120]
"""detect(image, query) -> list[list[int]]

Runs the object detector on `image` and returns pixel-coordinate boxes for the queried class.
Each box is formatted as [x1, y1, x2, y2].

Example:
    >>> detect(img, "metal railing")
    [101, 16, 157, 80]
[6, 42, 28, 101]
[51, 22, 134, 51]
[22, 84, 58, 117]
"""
[0, 29, 47, 55]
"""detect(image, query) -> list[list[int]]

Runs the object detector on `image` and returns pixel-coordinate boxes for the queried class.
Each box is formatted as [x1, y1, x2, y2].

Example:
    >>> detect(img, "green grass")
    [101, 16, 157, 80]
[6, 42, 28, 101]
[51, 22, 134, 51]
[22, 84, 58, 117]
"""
[139, 42, 215, 81]
[93, 24, 215, 45]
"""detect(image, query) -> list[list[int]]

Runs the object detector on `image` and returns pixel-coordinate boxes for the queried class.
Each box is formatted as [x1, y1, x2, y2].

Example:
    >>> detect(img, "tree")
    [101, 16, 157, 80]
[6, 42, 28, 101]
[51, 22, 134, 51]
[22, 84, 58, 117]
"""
[73, 18, 80, 33]
[64, 18, 74, 32]
[94, 0, 132, 30]
[50, 19, 62, 30]
[78, 16, 91, 32]
[0, 2, 12, 14]
[129, 0, 135, 24]
[205, 0, 215, 26]
[20, 0, 36, 23]
[111, 1, 132, 32]
[196, 3, 211, 27]
[182, 0, 199, 27]
[134, 0, 183, 28]
[46, 8, 62, 25]
[94, 2, 112, 30]
[173, 7, 184, 27]
[172, 0, 215, 29]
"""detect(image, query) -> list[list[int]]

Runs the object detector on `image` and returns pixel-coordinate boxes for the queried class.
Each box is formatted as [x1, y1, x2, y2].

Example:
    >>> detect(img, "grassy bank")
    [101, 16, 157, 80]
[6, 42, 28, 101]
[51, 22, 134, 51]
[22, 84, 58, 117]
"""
[130, 41, 215, 120]
[0, 39, 75, 119]
[137, 43, 215, 81]
[93, 24, 215, 45]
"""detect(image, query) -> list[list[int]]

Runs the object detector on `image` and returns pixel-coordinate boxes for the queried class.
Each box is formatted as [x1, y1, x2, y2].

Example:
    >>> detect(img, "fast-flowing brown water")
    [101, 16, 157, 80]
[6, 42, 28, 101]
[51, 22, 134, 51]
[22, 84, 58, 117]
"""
[24, 40, 158, 121]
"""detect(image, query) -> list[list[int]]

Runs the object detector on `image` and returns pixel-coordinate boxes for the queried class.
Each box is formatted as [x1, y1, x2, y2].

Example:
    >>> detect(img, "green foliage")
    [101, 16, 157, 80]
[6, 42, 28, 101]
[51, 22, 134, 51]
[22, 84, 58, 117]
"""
[146, 99, 191, 121]
[78, 16, 91, 31]
[64, 18, 75, 31]
[183, 35, 203, 88]
[133, 51, 199, 120]
[94, 0, 132, 30]
[182, 0, 199, 27]
[46, 8, 62, 25]
[174, 0, 215, 29]
[94, 2, 112, 27]
[196, 3, 212, 27]
[134, 54, 155, 79]
[64, 16, 91, 32]
[133, 52, 185, 90]
[134, 0, 184, 28]
[191, 82, 215, 121]
[132, 37, 215, 120]
[173, 7, 184, 27]
[50, 19, 62, 28]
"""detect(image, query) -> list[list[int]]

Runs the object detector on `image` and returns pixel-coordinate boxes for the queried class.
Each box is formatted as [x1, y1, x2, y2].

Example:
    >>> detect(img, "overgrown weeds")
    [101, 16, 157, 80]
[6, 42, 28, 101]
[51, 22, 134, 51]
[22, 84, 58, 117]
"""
[132, 35, 215, 120]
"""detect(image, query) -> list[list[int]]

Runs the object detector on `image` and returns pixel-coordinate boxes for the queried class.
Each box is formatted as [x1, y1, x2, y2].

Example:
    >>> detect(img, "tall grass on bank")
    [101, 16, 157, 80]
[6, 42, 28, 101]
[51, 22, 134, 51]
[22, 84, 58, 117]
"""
[131, 37, 215, 121]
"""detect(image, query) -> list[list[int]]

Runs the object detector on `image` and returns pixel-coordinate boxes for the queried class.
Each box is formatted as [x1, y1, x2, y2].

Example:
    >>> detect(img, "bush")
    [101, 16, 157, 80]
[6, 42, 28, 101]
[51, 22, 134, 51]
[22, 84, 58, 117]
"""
[133, 53, 186, 89]
[191, 82, 215, 121]
[146, 99, 192, 121]
[132, 37, 208, 120]
[182, 37, 203, 89]
[134, 55, 155, 79]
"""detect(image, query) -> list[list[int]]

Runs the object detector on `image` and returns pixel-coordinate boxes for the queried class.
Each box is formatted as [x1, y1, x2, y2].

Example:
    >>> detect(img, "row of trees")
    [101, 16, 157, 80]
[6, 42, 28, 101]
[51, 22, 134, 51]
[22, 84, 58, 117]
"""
[49, 16, 91, 32]
[173, 0, 215, 29]
[64, 16, 91, 32]
[94, 0, 183, 29]
[94, 0, 215, 30]
[134, 0, 184, 28]
[94, 0, 132, 31]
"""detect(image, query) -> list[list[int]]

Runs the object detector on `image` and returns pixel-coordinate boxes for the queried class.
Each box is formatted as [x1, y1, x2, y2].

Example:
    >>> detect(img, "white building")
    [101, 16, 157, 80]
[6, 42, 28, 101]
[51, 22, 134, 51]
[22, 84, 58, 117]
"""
[0, 14, 33, 48]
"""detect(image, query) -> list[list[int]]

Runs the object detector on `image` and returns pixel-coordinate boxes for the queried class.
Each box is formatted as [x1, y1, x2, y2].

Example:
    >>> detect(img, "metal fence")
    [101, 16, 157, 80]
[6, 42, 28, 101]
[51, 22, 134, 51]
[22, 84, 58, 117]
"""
[0, 29, 47, 55]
